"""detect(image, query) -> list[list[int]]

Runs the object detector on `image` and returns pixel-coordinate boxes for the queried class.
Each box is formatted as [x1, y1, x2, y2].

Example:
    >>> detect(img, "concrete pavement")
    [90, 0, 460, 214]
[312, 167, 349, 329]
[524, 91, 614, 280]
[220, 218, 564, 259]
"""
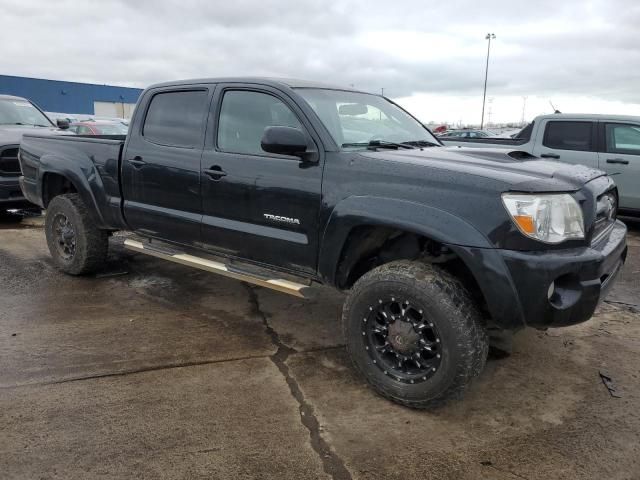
[1, 212, 639, 479]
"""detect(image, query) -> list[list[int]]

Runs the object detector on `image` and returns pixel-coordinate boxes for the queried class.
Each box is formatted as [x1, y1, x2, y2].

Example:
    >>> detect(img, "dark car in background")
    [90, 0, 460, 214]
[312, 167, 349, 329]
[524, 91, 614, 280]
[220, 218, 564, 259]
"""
[0, 94, 71, 211]
[438, 129, 495, 138]
[69, 120, 128, 136]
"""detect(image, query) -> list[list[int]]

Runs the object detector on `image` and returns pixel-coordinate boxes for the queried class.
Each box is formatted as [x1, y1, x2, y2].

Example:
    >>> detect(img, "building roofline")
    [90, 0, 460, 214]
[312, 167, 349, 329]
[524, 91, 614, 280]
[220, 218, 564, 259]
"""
[0, 74, 142, 92]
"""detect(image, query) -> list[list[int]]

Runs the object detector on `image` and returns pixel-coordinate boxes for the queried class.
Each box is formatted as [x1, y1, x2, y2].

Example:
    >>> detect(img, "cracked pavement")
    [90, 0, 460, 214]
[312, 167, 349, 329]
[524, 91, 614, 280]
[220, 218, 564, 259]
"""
[1, 213, 639, 479]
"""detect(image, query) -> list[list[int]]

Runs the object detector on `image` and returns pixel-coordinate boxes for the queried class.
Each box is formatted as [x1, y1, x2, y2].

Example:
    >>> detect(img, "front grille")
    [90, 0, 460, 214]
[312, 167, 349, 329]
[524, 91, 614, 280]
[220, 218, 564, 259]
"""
[0, 146, 20, 176]
[593, 190, 617, 242]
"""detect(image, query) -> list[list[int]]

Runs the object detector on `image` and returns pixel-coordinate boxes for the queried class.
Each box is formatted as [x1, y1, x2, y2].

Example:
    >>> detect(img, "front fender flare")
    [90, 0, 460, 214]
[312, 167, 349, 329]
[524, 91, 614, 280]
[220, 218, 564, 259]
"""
[318, 196, 526, 330]
[318, 196, 493, 282]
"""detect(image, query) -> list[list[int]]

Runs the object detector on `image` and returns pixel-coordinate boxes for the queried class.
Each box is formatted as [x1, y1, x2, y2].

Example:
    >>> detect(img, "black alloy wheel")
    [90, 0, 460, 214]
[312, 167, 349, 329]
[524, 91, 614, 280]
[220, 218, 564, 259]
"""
[363, 297, 442, 384]
[52, 213, 77, 260]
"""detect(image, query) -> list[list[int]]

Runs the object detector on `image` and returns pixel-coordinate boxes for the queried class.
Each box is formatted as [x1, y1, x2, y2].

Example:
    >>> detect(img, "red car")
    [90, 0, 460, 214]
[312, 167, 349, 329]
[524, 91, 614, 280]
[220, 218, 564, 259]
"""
[69, 121, 128, 135]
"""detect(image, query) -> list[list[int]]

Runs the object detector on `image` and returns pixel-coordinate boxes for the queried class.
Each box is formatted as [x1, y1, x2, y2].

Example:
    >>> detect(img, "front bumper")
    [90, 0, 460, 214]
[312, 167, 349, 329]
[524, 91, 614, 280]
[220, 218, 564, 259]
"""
[499, 220, 627, 328]
[454, 220, 627, 331]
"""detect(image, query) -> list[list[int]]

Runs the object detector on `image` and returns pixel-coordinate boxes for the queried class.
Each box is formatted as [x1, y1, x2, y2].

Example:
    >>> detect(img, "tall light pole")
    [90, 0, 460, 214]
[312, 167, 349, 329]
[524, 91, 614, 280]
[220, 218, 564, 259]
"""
[480, 33, 495, 129]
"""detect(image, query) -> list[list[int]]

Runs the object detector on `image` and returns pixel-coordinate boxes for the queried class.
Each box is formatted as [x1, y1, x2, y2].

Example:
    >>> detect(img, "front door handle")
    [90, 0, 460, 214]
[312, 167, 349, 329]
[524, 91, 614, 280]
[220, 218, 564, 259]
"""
[540, 153, 560, 159]
[606, 158, 629, 165]
[127, 156, 146, 168]
[203, 165, 227, 180]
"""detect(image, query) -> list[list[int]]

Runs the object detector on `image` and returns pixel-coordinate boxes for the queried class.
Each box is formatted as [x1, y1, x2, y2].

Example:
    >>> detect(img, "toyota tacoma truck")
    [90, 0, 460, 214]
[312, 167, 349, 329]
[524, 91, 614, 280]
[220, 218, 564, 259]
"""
[0, 94, 71, 212]
[440, 113, 640, 214]
[18, 78, 627, 408]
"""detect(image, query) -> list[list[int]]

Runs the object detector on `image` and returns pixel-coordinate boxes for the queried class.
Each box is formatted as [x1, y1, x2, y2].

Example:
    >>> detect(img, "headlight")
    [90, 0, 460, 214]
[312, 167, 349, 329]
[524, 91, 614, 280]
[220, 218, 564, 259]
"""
[502, 193, 584, 244]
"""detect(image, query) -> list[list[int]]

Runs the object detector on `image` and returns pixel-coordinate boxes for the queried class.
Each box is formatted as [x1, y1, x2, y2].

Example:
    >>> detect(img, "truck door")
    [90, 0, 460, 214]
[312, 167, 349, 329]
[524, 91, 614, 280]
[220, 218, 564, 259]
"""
[121, 87, 211, 246]
[598, 122, 640, 211]
[199, 85, 323, 275]
[532, 119, 599, 168]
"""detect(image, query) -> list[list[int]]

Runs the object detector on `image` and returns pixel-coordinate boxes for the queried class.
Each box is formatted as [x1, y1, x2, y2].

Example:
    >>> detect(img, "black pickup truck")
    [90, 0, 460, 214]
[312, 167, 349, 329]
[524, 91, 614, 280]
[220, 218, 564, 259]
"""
[19, 78, 627, 408]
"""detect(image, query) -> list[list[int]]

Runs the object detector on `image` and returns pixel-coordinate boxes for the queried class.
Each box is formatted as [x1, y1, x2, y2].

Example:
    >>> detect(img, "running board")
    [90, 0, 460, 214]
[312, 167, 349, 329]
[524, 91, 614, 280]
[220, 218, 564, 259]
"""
[123, 239, 309, 298]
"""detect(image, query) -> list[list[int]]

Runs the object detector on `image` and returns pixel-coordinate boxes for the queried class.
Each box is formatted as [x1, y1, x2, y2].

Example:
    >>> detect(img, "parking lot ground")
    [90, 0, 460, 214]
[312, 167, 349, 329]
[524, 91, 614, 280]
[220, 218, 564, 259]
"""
[1, 212, 639, 480]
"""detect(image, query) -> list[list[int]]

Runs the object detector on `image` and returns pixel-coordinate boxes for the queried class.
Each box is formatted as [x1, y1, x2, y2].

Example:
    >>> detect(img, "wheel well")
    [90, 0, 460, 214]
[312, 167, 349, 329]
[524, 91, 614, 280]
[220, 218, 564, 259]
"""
[335, 226, 489, 317]
[42, 173, 77, 207]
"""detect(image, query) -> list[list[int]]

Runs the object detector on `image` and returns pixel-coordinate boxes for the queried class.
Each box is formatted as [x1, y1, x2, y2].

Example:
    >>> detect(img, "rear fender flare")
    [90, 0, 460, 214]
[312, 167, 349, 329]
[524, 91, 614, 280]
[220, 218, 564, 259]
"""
[38, 154, 107, 227]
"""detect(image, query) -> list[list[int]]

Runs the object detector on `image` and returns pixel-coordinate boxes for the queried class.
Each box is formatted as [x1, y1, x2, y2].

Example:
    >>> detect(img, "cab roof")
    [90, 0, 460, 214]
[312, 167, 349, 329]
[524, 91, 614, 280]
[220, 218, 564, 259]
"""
[0, 94, 29, 101]
[535, 113, 640, 122]
[145, 77, 373, 95]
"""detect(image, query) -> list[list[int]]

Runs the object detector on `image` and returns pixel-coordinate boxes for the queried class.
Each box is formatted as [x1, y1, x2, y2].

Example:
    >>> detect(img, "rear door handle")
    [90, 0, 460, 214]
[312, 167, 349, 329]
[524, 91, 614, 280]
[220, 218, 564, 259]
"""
[127, 156, 146, 167]
[540, 153, 560, 159]
[203, 166, 227, 180]
[606, 158, 629, 165]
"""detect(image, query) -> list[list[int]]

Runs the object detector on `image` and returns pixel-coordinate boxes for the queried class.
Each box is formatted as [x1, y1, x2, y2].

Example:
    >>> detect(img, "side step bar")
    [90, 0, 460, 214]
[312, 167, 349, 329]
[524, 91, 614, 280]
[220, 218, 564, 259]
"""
[123, 239, 309, 298]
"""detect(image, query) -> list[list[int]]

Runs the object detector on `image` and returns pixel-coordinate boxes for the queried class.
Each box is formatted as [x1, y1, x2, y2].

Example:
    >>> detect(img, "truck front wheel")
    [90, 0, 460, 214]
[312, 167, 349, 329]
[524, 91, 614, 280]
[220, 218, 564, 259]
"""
[45, 193, 108, 275]
[343, 260, 488, 409]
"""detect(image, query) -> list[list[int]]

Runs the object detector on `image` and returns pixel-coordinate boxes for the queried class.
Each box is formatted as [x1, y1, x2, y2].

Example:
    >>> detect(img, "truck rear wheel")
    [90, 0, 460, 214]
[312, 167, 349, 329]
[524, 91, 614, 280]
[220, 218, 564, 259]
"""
[45, 193, 108, 275]
[343, 260, 488, 409]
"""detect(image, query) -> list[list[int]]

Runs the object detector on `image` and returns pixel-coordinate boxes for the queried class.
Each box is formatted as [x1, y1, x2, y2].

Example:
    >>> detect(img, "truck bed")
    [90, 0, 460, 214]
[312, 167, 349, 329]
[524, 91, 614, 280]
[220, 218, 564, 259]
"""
[19, 133, 128, 229]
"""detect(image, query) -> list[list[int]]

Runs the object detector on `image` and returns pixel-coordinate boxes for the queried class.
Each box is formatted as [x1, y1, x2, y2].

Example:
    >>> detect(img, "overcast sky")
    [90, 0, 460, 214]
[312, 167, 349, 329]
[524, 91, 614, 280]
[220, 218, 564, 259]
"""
[2, 0, 640, 124]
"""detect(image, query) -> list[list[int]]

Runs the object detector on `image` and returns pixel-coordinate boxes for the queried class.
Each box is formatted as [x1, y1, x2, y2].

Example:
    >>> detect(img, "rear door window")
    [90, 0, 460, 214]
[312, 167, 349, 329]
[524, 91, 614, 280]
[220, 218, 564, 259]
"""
[605, 123, 640, 155]
[143, 90, 208, 148]
[542, 121, 594, 151]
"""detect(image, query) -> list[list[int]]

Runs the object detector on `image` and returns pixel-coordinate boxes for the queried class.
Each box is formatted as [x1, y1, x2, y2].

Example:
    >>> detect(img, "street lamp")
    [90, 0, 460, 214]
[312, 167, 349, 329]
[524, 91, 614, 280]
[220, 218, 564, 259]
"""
[480, 33, 496, 129]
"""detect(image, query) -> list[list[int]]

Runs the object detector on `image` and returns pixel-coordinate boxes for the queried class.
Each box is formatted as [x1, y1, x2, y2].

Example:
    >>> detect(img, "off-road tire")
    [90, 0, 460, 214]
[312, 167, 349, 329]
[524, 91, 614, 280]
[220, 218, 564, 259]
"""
[343, 260, 489, 409]
[45, 193, 108, 275]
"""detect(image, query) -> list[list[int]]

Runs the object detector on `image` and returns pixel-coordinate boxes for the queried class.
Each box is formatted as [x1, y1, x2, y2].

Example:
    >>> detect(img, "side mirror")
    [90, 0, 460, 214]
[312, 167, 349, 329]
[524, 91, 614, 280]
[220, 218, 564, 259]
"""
[56, 119, 70, 130]
[261, 126, 307, 157]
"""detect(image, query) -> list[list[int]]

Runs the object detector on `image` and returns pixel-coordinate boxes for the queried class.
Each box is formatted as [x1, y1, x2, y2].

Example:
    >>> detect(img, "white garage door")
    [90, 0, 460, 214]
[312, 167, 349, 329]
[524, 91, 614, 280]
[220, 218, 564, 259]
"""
[93, 101, 136, 119]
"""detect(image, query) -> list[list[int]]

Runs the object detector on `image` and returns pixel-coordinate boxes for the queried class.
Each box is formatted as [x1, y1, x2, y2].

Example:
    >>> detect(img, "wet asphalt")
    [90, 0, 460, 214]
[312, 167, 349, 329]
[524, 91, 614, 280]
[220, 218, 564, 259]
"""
[1, 211, 639, 479]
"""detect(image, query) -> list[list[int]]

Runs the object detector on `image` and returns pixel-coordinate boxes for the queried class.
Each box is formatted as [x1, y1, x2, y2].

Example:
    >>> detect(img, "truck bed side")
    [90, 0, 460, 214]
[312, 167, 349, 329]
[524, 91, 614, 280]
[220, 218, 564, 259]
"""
[19, 134, 128, 229]
[440, 122, 536, 150]
[440, 137, 530, 149]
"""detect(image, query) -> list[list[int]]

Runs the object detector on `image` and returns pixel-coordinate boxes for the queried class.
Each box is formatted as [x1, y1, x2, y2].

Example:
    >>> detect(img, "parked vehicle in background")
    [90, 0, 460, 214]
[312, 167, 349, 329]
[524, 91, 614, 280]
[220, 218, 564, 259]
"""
[69, 120, 128, 135]
[440, 114, 640, 214]
[0, 94, 71, 212]
[492, 128, 522, 138]
[19, 78, 627, 408]
[438, 129, 495, 138]
[46, 113, 131, 128]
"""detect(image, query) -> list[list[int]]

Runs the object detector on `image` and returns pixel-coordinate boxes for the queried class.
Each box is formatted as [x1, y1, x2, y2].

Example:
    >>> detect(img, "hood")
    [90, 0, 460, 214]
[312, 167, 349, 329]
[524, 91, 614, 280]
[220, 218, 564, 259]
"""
[0, 125, 73, 146]
[359, 146, 605, 192]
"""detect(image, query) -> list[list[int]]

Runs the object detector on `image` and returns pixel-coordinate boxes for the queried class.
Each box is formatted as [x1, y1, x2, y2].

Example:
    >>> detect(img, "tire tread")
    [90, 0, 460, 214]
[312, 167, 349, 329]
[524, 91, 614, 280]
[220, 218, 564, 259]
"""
[343, 260, 489, 409]
[45, 193, 108, 275]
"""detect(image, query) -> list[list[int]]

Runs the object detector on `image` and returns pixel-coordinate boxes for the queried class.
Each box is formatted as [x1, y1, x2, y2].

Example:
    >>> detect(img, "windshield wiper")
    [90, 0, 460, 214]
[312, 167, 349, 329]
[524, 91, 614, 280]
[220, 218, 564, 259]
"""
[401, 140, 439, 147]
[342, 140, 415, 150]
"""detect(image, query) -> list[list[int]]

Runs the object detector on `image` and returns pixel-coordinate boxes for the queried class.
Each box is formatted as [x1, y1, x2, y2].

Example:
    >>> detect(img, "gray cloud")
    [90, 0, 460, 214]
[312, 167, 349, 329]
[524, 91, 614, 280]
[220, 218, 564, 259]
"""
[2, 0, 639, 103]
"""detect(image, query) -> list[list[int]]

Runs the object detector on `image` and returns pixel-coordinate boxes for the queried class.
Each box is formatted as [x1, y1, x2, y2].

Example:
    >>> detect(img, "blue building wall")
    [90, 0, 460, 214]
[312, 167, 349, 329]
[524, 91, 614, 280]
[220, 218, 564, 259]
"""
[0, 75, 142, 114]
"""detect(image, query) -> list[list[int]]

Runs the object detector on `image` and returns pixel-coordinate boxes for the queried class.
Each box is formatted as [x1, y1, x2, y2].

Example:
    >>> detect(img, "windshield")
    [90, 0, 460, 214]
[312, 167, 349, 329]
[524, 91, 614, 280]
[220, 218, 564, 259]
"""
[0, 98, 53, 127]
[296, 89, 439, 148]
